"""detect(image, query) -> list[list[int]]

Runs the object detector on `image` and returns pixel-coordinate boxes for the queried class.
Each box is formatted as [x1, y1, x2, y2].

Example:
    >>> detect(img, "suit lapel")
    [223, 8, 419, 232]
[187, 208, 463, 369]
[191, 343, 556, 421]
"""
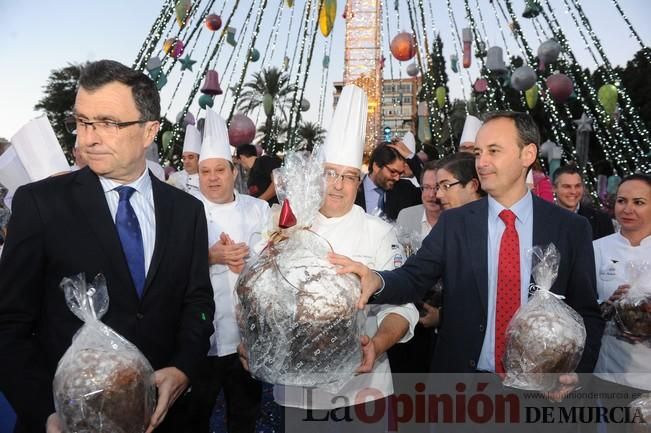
[73, 168, 136, 296]
[465, 198, 489, 313]
[531, 195, 552, 253]
[142, 174, 173, 295]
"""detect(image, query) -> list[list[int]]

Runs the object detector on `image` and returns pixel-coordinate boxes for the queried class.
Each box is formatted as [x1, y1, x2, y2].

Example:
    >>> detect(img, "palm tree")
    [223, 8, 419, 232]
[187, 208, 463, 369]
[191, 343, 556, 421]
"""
[236, 67, 297, 152]
[296, 121, 326, 153]
[256, 117, 289, 153]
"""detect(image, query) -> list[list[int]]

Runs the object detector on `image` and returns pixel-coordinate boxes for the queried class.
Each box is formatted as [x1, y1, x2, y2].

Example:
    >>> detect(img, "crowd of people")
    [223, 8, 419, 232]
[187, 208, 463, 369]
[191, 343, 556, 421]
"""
[0, 59, 649, 433]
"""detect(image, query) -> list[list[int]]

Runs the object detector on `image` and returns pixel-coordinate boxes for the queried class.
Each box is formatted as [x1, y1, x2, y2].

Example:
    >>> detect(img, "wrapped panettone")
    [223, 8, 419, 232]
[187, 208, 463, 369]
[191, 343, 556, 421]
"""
[236, 152, 364, 387]
[614, 261, 651, 340]
[503, 244, 586, 391]
[53, 274, 156, 433]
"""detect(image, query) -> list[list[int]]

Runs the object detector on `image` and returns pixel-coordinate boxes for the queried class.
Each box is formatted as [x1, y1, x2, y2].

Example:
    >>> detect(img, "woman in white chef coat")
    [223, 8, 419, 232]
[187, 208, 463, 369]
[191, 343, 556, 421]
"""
[591, 173, 651, 431]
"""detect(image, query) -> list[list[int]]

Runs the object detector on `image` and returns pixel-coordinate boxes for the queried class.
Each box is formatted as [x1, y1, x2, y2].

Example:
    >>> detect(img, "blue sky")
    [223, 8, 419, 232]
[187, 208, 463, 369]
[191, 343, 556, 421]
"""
[0, 0, 649, 139]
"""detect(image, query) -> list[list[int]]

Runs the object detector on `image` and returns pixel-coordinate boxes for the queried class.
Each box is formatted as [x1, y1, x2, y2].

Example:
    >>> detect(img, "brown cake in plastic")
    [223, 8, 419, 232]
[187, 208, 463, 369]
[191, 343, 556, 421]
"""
[615, 298, 651, 338]
[54, 348, 154, 433]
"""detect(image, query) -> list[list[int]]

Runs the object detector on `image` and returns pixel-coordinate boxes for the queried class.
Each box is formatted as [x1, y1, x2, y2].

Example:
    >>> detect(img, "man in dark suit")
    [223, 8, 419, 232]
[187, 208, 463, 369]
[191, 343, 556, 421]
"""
[552, 164, 614, 240]
[334, 112, 603, 394]
[355, 145, 421, 221]
[0, 60, 215, 433]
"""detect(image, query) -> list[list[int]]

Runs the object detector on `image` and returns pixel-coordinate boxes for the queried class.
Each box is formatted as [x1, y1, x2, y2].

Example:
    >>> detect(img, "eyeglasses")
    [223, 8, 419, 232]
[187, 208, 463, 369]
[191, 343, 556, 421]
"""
[381, 164, 404, 178]
[65, 116, 150, 135]
[421, 181, 461, 192]
[323, 169, 361, 185]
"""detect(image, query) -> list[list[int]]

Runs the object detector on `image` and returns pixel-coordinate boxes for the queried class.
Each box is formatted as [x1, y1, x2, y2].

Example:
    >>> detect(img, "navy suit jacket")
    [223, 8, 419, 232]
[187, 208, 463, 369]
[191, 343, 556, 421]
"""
[0, 167, 215, 431]
[577, 204, 614, 240]
[355, 178, 422, 221]
[374, 194, 604, 373]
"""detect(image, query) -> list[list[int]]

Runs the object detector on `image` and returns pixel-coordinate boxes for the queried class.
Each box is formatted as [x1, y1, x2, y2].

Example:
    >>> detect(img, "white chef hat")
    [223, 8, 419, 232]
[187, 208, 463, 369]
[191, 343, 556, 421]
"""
[321, 84, 368, 169]
[199, 108, 232, 163]
[0, 146, 30, 200]
[11, 114, 70, 182]
[402, 131, 416, 157]
[182, 124, 202, 155]
[460, 115, 483, 146]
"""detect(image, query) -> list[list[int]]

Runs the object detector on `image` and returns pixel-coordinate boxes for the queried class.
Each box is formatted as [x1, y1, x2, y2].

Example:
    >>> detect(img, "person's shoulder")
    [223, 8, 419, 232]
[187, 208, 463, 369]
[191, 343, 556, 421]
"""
[239, 193, 269, 211]
[593, 232, 618, 249]
[397, 204, 423, 223]
[535, 195, 589, 228]
[153, 176, 202, 206]
[16, 168, 78, 197]
[353, 206, 394, 234]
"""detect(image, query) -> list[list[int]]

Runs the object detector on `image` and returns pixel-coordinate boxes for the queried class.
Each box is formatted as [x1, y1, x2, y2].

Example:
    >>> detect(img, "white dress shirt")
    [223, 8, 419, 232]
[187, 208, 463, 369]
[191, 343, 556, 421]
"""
[99, 168, 156, 275]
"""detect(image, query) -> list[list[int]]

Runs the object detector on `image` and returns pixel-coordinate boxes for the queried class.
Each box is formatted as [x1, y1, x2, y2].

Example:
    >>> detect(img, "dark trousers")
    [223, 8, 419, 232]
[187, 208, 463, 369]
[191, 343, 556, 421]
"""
[185, 353, 262, 433]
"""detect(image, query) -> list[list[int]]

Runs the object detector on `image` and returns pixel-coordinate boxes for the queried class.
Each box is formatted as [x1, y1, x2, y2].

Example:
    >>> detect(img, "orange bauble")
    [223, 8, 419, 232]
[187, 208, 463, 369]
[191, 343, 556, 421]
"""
[390, 32, 417, 62]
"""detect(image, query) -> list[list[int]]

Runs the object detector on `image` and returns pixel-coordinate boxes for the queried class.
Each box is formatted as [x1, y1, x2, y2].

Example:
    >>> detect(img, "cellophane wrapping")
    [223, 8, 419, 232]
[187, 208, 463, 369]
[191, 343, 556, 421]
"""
[629, 393, 651, 433]
[503, 243, 586, 391]
[236, 152, 364, 387]
[53, 274, 156, 433]
[613, 261, 651, 340]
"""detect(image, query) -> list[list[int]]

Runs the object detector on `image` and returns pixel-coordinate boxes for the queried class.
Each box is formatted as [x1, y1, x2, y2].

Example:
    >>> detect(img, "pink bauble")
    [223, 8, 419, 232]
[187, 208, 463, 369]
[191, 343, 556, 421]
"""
[546, 73, 573, 103]
[228, 114, 256, 146]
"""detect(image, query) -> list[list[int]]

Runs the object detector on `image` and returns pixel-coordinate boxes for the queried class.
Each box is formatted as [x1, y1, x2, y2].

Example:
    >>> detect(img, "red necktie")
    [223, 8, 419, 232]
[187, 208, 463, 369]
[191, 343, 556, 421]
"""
[495, 209, 520, 375]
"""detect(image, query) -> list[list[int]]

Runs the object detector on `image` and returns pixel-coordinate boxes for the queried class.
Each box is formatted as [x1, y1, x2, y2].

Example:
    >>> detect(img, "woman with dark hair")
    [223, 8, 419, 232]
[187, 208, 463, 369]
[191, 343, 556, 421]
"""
[591, 173, 651, 429]
[434, 152, 485, 210]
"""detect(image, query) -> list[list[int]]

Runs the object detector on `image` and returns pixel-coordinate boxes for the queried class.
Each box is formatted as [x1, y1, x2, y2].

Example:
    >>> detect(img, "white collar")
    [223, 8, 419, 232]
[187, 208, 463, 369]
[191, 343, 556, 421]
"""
[99, 167, 151, 195]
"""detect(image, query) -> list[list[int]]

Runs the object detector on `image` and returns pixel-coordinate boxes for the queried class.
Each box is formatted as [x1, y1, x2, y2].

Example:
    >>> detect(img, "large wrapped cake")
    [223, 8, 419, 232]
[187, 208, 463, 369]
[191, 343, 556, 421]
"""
[503, 243, 586, 391]
[53, 274, 156, 433]
[236, 152, 364, 387]
[613, 261, 651, 340]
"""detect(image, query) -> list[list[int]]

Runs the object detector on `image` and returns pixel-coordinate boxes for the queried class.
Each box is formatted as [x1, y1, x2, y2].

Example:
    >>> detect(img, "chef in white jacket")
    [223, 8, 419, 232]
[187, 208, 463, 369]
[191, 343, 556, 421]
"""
[187, 108, 270, 433]
[168, 123, 201, 196]
[273, 85, 419, 429]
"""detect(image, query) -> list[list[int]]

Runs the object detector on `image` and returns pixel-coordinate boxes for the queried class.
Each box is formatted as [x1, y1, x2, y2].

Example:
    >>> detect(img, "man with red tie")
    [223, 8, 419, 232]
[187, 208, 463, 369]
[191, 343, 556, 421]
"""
[332, 112, 604, 393]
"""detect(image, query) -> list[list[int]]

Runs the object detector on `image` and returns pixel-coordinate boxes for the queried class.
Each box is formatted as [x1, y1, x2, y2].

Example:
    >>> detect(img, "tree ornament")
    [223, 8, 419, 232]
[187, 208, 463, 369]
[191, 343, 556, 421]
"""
[462, 28, 473, 68]
[546, 73, 573, 103]
[511, 65, 537, 91]
[205, 14, 222, 31]
[228, 114, 256, 146]
[390, 32, 417, 61]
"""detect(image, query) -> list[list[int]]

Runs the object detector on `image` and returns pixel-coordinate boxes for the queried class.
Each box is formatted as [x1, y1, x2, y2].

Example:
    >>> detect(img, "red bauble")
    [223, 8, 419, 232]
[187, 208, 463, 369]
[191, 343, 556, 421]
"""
[390, 32, 417, 62]
[546, 73, 573, 103]
[205, 14, 222, 31]
[228, 114, 256, 146]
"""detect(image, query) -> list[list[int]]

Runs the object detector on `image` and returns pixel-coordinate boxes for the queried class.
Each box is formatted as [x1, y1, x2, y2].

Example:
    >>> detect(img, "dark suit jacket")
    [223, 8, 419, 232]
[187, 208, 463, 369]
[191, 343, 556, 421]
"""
[0, 167, 215, 431]
[577, 204, 614, 240]
[356, 177, 422, 221]
[374, 194, 604, 374]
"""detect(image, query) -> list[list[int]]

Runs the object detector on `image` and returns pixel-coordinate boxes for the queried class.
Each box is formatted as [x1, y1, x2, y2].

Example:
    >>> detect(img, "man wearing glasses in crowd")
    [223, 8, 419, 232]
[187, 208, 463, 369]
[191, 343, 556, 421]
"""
[0, 60, 214, 433]
[355, 145, 421, 221]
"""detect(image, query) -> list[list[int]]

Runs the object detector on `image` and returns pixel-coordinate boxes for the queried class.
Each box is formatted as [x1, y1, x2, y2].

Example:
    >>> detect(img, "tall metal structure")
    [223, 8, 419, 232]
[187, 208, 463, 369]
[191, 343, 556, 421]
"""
[343, 0, 382, 152]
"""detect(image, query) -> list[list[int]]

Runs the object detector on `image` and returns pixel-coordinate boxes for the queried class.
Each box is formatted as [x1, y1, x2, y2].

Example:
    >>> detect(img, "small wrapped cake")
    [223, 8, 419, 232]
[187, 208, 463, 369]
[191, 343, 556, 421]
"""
[54, 348, 154, 433]
[53, 274, 156, 433]
[614, 261, 651, 340]
[503, 244, 586, 391]
[615, 298, 651, 338]
[236, 152, 364, 387]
